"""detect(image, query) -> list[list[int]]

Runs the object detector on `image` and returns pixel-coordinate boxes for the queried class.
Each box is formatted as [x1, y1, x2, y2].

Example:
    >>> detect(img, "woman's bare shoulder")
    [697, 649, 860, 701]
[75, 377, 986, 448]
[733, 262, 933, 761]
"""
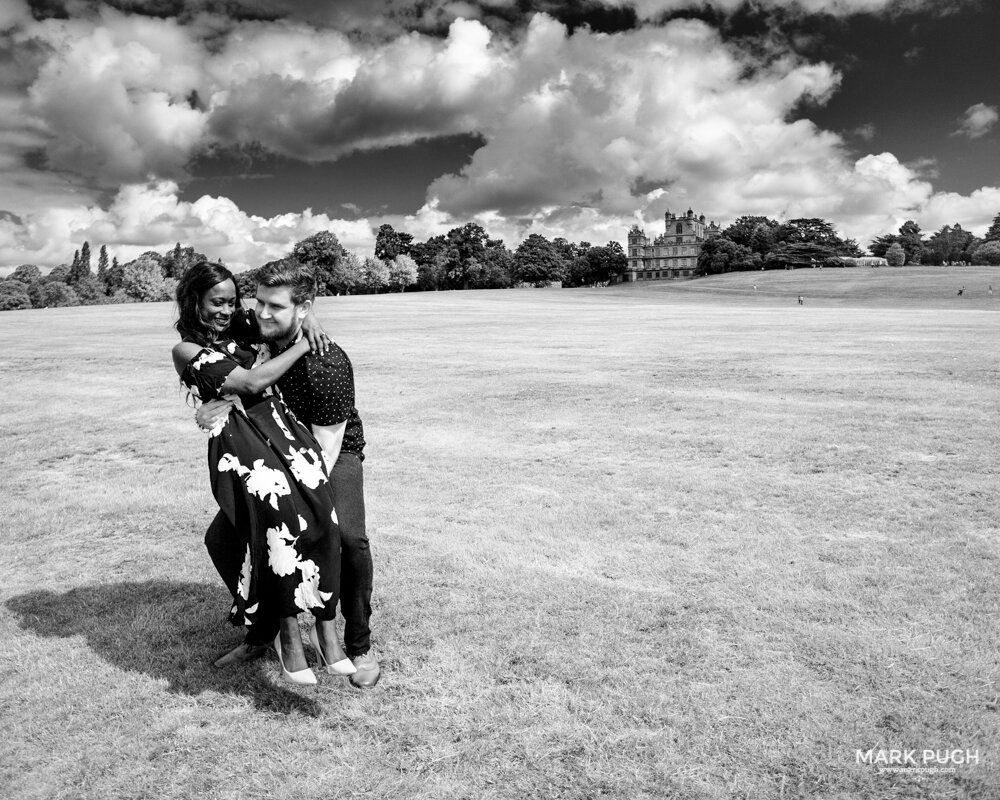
[172, 340, 205, 374]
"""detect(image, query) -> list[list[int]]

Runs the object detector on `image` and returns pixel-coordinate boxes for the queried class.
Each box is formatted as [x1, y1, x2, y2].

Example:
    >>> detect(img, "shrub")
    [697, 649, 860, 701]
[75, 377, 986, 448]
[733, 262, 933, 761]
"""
[0, 280, 32, 310]
[885, 243, 906, 267]
[38, 281, 80, 307]
[971, 240, 1000, 266]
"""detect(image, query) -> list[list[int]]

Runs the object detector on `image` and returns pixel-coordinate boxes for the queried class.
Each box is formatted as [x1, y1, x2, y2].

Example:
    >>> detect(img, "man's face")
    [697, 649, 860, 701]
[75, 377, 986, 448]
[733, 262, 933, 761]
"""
[255, 284, 310, 342]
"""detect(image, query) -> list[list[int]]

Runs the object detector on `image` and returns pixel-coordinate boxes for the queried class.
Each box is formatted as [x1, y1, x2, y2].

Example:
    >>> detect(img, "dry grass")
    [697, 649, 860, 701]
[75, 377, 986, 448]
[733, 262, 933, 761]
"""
[2, 268, 998, 799]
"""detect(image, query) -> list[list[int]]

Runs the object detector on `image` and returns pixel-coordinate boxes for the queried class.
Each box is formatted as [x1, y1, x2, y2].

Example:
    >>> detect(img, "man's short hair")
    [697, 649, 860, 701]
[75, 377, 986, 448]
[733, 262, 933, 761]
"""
[256, 257, 317, 305]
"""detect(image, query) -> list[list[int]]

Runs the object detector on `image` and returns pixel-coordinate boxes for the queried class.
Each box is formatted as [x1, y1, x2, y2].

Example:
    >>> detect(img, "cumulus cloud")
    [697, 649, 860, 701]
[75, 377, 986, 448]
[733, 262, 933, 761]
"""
[19, 9, 210, 184]
[206, 17, 504, 159]
[0, 181, 376, 270]
[952, 103, 998, 139]
[0, 2, 997, 269]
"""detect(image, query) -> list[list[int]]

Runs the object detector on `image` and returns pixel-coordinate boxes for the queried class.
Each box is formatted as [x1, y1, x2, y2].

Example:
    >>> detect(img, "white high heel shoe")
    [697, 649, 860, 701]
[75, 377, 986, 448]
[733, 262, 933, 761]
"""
[309, 626, 357, 676]
[274, 634, 317, 685]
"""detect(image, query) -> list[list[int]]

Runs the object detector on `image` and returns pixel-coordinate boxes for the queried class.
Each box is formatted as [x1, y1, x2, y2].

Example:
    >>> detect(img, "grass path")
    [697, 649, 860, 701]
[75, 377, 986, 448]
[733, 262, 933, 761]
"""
[2, 271, 998, 799]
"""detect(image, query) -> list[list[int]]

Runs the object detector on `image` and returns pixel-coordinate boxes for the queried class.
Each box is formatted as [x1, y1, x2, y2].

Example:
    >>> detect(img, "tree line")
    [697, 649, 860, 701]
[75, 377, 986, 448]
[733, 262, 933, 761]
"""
[0, 223, 626, 311]
[696, 212, 1000, 275]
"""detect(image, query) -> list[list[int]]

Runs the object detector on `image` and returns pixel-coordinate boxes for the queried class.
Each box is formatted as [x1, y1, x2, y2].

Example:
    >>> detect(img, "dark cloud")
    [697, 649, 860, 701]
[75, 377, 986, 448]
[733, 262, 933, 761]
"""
[26, 0, 284, 23]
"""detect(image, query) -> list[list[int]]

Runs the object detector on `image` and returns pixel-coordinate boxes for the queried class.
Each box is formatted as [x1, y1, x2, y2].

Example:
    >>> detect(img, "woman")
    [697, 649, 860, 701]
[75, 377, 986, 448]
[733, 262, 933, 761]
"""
[172, 261, 354, 685]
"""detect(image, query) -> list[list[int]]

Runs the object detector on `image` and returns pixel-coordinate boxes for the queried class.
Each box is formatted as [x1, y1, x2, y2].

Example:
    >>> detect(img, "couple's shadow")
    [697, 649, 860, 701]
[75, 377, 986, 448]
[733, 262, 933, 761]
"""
[7, 580, 325, 717]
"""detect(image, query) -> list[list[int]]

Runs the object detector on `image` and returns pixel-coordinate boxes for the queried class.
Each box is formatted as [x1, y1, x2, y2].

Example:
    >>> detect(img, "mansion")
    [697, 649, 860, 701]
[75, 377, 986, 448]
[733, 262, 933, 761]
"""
[621, 209, 721, 282]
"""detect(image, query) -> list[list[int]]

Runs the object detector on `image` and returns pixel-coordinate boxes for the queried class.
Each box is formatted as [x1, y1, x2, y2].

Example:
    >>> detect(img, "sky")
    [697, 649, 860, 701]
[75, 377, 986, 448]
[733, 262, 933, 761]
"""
[0, 0, 998, 271]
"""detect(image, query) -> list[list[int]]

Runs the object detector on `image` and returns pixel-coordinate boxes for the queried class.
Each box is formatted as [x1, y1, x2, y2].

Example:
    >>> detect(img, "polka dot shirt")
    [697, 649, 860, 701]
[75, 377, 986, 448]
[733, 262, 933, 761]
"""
[270, 339, 366, 459]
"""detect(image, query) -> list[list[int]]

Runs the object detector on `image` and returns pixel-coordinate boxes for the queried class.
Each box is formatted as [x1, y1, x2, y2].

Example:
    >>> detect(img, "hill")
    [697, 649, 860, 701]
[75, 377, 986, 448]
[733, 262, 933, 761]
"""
[594, 265, 999, 309]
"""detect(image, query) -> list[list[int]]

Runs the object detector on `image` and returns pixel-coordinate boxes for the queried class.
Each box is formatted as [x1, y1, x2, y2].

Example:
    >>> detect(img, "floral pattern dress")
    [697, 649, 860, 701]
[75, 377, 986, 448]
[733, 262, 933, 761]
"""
[181, 335, 340, 629]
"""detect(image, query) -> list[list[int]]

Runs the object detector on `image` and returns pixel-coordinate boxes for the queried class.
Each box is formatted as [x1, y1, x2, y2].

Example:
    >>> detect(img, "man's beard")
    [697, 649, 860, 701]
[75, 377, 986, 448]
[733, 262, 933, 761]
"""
[258, 318, 297, 342]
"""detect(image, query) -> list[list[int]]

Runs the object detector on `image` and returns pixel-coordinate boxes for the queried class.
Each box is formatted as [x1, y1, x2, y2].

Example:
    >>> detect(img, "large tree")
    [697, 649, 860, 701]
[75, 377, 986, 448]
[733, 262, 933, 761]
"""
[984, 212, 1000, 243]
[387, 254, 418, 292]
[9, 264, 41, 284]
[470, 239, 514, 289]
[897, 220, 924, 264]
[292, 231, 350, 295]
[697, 237, 757, 274]
[374, 224, 414, 262]
[971, 240, 1000, 265]
[122, 252, 173, 301]
[360, 257, 390, 293]
[514, 234, 564, 286]
[410, 235, 449, 291]
[444, 223, 489, 290]
[0, 280, 32, 310]
[722, 216, 779, 255]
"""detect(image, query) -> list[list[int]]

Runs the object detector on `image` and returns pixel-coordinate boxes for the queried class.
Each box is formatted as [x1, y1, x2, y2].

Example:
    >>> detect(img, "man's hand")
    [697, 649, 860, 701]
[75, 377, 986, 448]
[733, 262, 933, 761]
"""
[196, 399, 234, 431]
[301, 308, 330, 354]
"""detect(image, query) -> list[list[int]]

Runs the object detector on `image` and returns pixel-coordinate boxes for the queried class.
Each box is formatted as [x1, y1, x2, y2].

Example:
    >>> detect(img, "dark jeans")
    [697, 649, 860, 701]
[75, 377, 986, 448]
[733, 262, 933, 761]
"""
[205, 451, 373, 656]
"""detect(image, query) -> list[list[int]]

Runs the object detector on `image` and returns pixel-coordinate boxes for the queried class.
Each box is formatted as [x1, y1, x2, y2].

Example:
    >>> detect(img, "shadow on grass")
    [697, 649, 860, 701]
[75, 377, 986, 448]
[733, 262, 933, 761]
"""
[6, 580, 324, 717]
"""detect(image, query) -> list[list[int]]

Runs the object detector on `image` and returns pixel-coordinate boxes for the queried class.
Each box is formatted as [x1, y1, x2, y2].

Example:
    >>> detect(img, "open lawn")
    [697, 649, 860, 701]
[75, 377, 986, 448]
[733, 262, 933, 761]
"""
[2, 268, 998, 799]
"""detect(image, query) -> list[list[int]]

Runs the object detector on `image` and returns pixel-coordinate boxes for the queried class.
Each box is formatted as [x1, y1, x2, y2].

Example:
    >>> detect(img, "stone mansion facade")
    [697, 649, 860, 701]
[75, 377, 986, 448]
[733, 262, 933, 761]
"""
[621, 209, 721, 282]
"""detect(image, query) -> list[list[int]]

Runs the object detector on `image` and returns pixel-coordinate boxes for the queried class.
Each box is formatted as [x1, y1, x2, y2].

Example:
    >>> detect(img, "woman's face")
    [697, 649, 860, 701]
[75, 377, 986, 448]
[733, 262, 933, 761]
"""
[198, 279, 237, 336]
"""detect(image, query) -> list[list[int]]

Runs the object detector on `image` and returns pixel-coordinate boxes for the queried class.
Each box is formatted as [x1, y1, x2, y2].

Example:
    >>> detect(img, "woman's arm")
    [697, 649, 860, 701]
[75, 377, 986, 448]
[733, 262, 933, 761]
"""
[172, 341, 205, 377]
[219, 337, 311, 395]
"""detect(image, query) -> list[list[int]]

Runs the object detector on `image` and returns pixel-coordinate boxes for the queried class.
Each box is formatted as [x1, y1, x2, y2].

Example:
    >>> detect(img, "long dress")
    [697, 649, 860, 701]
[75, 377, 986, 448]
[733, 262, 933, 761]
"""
[180, 334, 340, 630]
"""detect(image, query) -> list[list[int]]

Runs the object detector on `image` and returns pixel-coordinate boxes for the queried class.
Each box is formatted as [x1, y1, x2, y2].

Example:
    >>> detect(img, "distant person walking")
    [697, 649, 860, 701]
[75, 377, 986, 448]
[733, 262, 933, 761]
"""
[797, 295, 803, 305]
[989, 285, 993, 296]
[957, 286, 965, 296]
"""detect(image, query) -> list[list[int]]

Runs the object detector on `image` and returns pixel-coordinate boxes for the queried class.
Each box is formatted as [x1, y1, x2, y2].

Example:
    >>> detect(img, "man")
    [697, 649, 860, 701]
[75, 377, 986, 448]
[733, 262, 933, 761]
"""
[198, 259, 379, 688]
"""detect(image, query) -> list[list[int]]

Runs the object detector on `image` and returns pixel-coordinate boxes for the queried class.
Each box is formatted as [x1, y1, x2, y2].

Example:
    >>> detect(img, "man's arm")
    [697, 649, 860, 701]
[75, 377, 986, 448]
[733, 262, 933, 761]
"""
[312, 421, 347, 466]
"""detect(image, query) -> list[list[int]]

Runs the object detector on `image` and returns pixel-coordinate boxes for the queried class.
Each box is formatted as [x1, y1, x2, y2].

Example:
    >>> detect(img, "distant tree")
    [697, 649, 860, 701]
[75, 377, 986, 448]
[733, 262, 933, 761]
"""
[97, 245, 109, 281]
[722, 216, 780, 255]
[550, 237, 576, 281]
[566, 242, 628, 286]
[444, 223, 489, 290]
[868, 234, 898, 259]
[697, 237, 756, 274]
[9, 264, 41, 284]
[471, 239, 514, 288]
[885, 242, 906, 266]
[360, 257, 390, 293]
[984, 212, 1000, 243]
[73, 275, 105, 304]
[163, 243, 207, 279]
[235, 266, 261, 298]
[292, 231, 350, 295]
[0, 280, 32, 311]
[971, 240, 1000, 265]
[67, 242, 92, 285]
[47, 264, 71, 283]
[840, 238, 864, 257]
[374, 224, 414, 262]
[39, 281, 80, 307]
[410, 235, 449, 291]
[514, 234, 563, 286]
[897, 220, 924, 264]
[104, 256, 125, 294]
[926, 225, 976, 265]
[387, 254, 418, 292]
[122, 252, 172, 301]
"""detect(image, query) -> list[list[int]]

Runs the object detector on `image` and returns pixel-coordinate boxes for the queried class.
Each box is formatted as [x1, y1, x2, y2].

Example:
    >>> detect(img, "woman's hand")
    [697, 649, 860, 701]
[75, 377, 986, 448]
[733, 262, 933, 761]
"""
[301, 308, 330, 354]
[196, 399, 234, 431]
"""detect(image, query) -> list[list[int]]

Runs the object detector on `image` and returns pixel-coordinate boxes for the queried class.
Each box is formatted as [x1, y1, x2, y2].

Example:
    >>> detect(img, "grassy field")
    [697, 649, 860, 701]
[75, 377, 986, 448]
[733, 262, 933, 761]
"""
[2, 267, 998, 799]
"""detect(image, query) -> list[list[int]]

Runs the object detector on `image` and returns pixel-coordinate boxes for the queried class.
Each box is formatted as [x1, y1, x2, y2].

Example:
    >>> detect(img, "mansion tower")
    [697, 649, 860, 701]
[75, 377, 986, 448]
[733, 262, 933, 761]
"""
[622, 209, 721, 282]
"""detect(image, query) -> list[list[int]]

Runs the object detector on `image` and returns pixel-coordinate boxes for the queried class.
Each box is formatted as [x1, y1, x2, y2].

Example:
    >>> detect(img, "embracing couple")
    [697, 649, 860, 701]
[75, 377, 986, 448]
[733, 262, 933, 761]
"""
[170, 258, 379, 688]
